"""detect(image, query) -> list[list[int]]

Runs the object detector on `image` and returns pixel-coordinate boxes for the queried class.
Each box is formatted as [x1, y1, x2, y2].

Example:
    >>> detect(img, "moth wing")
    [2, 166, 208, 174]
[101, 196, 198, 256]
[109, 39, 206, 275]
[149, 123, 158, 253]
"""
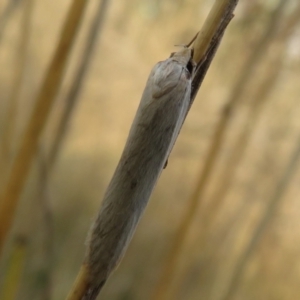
[151, 60, 181, 99]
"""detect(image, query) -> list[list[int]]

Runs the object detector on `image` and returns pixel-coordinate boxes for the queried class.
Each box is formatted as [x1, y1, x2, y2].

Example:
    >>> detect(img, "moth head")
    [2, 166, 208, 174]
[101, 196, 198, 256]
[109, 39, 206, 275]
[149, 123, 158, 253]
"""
[170, 47, 195, 76]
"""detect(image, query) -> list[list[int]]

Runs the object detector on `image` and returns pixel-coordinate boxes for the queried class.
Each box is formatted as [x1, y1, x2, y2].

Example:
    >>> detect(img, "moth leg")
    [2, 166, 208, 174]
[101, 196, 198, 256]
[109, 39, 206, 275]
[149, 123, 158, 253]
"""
[163, 158, 168, 169]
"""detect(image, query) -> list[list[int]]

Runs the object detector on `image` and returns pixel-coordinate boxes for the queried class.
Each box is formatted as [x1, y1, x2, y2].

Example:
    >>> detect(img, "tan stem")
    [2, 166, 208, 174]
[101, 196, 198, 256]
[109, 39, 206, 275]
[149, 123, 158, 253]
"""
[66, 264, 90, 300]
[0, 0, 33, 190]
[193, 0, 238, 64]
[0, 0, 88, 254]
[0, 236, 27, 300]
[152, 1, 239, 300]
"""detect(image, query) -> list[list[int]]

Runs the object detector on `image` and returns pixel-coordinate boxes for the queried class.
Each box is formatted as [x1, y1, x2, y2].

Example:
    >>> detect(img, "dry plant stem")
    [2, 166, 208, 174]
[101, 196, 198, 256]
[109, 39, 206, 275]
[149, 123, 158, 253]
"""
[190, 9, 233, 105]
[0, 236, 27, 300]
[219, 4, 300, 300]
[206, 52, 283, 234]
[66, 264, 89, 300]
[66, 48, 194, 300]
[37, 148, 54, 300]
[217, 0, 287, 110]
[152, 25, 229, 300]
[1, 0, 33, 160]
[201, 1, 300, 254]
[36, 2, 109, 296]
[0, 0, 22, 41]
[152, 1, 238, 299]
[153, 1, 288, 298]
[34, 2, 109, 290]
[0, 0, 88, 254]
[190, 0, 238, 104]
[169, 0, 287, 294]
[221, 134, 300, 300]
[178, 5, 300, 279]
[192, 0, 238, 64]
[1, 147, 54, 300]
[49, 0, 110, 166]
[173, 44, 285, 299]
[203, 2, 300, 235]
[276, 2, 300, 41]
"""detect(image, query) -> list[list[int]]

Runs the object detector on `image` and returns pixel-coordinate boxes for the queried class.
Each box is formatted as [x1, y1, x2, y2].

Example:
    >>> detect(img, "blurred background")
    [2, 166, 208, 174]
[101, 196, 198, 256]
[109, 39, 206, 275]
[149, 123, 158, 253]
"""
[0, 0, 300, 299]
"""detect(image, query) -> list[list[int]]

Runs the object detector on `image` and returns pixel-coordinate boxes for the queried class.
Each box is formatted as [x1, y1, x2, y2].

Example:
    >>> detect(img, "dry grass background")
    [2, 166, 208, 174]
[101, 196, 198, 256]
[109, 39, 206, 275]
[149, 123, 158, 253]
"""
[0, 0, 300, 299]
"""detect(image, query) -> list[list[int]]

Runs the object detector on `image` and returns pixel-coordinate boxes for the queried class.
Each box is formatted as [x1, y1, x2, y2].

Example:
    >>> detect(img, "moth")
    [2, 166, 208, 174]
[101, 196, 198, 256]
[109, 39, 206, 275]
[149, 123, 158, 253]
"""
[83, 47, 195, 298]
